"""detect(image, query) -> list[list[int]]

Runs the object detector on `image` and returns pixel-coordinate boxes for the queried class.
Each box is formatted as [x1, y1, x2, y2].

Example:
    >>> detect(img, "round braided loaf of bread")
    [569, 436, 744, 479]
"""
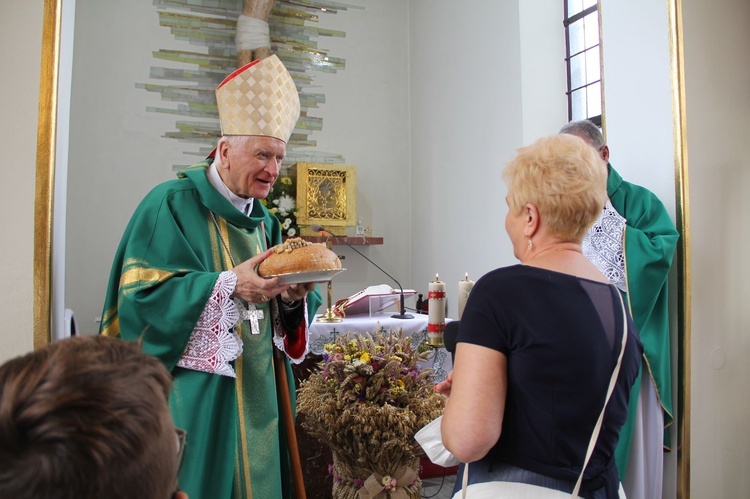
[258, 237, 341, 277]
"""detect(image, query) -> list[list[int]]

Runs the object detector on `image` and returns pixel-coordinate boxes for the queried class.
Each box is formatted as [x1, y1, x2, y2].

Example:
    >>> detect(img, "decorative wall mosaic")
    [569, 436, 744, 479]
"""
[136, 0, 362, 169]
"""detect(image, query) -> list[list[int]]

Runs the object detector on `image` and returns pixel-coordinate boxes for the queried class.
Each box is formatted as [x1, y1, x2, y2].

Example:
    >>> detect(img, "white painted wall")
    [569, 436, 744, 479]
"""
[519, 1, 568, 144]
[409, 0, 523, 316]
[299, 0, 412, 303]
[408, 0, 567, 314]
[0, 1, 43, 362]
[51, 0, 77, 342]
[682, 0, 750, 496]
[64, 0, 198, 334]
[601, 1, 676, 217]
[599, 2, 679, 497]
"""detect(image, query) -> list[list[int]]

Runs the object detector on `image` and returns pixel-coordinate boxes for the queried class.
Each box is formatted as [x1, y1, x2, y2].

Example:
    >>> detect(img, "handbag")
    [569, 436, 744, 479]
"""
[453, 290, 629, 499]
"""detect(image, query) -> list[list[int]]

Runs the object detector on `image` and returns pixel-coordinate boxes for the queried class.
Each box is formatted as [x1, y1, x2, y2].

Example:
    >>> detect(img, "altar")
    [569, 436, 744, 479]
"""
[308, 313, 453, 382]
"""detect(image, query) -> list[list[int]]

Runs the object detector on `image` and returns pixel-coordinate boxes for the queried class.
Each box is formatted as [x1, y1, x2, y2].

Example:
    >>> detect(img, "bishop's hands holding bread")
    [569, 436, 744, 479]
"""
[234, 236, 342, 305]
[230, 247, 316, 305]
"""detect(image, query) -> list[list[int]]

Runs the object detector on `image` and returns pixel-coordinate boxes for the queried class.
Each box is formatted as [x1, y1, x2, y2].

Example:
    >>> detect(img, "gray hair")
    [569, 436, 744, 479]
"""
[213, 135, 249, 168]
[559, 120, 605, 150]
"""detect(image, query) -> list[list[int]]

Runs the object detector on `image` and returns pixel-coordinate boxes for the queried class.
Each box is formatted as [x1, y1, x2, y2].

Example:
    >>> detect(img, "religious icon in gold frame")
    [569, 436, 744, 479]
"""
[294, 163, 356, 236]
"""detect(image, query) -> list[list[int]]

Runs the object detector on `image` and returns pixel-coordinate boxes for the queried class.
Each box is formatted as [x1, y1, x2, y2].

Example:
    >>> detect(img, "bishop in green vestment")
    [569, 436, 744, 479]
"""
[100, 55, 324, 499]
[561, 119, 679, 496]
[603, 164, 679, 475]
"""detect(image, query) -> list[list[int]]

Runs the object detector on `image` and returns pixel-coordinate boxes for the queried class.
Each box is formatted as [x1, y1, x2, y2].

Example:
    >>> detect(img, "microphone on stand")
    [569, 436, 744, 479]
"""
[310, 224, 414, 319]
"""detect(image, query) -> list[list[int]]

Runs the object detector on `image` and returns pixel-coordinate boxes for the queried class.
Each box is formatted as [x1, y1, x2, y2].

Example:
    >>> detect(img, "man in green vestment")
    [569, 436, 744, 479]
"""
[100, 55, 323, 499]
[561, 120, 679, 499]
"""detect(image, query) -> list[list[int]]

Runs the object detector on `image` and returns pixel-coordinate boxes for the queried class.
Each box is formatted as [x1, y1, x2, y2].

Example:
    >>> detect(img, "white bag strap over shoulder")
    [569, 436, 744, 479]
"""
[571, 289, 628, 496]
[461, 288, 629, 499]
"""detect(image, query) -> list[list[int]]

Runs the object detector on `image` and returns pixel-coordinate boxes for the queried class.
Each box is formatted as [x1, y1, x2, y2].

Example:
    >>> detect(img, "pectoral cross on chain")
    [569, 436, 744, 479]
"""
[235, 299, 264, 335]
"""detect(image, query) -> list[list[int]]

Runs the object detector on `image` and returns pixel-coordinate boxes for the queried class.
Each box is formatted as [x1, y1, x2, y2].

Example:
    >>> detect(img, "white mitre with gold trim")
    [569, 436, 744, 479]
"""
[215, 54, 300, 143]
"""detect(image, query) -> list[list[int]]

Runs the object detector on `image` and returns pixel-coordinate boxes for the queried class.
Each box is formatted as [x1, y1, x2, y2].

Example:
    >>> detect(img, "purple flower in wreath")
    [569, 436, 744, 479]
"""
[353, 478, 364, 488]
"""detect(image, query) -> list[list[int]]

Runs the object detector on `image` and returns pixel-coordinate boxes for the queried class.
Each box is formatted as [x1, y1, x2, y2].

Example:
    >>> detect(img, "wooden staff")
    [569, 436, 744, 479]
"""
[274, 349, 307, 499]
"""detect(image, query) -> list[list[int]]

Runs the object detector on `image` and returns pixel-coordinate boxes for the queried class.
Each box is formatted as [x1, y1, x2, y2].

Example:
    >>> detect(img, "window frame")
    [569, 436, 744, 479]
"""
[563, 2, 603, 126]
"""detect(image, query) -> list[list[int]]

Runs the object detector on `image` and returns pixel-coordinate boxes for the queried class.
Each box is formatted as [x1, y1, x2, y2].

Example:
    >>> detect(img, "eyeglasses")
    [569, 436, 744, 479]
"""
[175, 428, 187, 475]
[172, 428, 187, 498]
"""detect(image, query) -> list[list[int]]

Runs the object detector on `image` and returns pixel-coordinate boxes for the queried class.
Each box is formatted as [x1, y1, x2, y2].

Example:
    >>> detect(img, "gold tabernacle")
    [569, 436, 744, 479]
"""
[294, 163, 356, 236]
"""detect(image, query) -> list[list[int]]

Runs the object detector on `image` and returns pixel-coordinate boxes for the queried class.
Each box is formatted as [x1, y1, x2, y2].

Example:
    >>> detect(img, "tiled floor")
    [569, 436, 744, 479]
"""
[421, 473, 457, 499]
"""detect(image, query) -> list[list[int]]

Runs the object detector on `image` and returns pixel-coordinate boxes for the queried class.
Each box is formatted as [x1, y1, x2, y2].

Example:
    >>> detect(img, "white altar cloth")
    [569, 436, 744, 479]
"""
[308, 313, 452, 382]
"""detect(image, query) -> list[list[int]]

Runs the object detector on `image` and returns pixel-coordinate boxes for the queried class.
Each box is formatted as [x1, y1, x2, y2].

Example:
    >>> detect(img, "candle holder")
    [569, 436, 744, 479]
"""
[316, 240, 342, 323]
[316, 280, 342, 323]
[426, 326, 445, 348]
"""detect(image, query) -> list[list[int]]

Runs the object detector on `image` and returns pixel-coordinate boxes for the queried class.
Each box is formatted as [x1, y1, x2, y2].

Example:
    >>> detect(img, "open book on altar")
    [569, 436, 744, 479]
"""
[334, 284, 417, 317]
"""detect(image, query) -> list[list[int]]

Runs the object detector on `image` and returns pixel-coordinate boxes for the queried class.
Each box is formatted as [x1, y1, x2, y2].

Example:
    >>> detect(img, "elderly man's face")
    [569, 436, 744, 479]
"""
[217, 135, 286, 199]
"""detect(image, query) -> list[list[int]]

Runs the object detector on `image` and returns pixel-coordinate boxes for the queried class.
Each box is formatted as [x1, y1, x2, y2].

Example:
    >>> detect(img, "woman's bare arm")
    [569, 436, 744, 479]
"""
[441, 342, 507, 463]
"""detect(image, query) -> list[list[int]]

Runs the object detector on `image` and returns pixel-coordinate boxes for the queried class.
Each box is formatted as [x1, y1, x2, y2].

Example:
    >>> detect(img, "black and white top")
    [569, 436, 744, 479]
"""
[457, 265, 643, 496]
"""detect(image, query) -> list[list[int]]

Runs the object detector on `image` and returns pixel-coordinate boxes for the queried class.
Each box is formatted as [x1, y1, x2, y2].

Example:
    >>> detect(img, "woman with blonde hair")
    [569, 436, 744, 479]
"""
[438, 134, 642, 498]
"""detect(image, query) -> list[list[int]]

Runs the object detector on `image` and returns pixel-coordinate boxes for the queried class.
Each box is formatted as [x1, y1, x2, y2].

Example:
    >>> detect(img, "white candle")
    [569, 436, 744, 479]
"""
[458, 273, 475, 319]
[428, 274, 446, 346]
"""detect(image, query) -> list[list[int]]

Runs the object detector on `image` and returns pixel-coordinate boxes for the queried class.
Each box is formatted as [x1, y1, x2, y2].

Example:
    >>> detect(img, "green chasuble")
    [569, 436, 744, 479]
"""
[99, 160, 323, 499]
[606, 165, 679, 479]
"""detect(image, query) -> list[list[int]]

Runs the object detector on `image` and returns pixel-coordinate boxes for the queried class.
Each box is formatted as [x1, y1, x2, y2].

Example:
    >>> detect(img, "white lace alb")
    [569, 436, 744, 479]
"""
[582, 200, 627, 292]
[177, 271, 243, 377]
